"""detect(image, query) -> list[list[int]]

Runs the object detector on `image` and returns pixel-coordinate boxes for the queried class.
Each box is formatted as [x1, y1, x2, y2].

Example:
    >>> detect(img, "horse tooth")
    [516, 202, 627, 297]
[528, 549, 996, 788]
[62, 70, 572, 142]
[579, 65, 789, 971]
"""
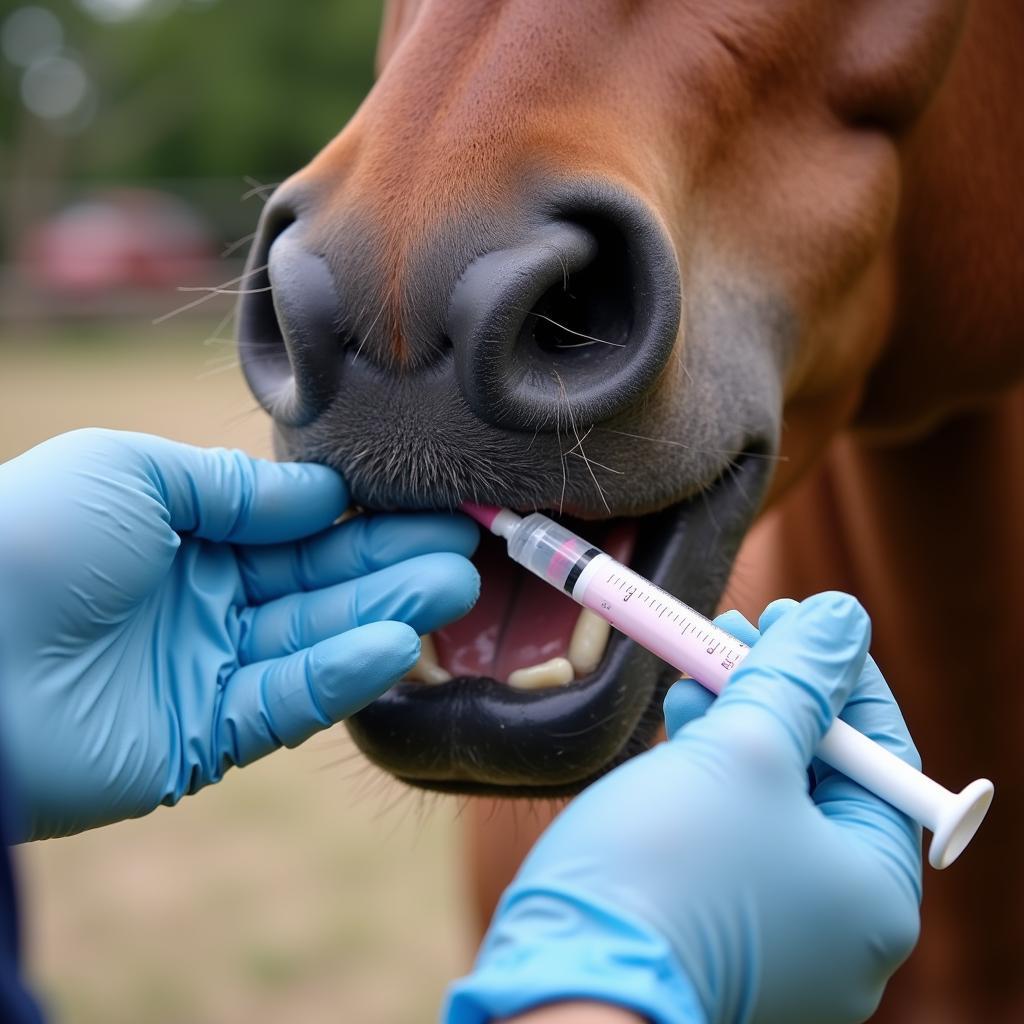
[403, 634, 451, 684]
[415, 662, 453, 684]
[419, 633, 441, 664]
[507, 657, 575, 690]
[567, 608, 611, 676]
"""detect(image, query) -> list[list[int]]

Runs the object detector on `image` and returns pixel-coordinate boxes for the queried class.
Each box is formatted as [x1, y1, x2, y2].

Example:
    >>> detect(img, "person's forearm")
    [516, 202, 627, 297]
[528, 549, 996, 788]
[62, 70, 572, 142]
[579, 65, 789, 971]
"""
[506, 1002, 646, 1023]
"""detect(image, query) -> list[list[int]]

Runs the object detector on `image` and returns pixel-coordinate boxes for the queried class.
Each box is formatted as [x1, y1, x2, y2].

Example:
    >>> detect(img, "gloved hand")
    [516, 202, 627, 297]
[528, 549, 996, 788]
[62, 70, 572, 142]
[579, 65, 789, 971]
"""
[0, 429, 479, 840]
[446, 593, 923, 1024]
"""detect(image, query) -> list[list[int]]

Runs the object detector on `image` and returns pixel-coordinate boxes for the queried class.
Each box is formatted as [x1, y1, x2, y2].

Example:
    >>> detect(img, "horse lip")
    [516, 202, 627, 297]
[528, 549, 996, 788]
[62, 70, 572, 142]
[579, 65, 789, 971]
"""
[343, 449, 772, 796]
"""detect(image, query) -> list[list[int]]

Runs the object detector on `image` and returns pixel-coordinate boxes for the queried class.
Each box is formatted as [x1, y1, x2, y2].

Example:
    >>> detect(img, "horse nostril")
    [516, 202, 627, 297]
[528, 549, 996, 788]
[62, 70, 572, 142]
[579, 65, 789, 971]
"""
[447, 186, 681, 431]
[237, 201, 342, 427]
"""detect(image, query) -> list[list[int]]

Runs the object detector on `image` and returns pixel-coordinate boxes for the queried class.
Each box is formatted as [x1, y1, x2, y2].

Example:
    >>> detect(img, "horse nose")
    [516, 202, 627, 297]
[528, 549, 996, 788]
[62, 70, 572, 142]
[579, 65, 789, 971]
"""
[237, 198, 343, 427]
[238, 184, 680, 430]
[448, 189, 681, 430]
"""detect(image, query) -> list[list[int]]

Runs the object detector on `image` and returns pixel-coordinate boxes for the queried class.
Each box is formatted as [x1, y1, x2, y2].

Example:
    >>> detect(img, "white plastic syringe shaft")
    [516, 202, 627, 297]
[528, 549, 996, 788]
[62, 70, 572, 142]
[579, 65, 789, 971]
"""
[815, 720, 996, 870]
[816, 718, 946, 830]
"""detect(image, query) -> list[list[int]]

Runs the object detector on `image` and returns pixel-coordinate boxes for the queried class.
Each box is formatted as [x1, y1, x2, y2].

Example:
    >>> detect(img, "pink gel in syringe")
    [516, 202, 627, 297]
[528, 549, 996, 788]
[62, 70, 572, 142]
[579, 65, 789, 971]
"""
[460, 502, 993, 869]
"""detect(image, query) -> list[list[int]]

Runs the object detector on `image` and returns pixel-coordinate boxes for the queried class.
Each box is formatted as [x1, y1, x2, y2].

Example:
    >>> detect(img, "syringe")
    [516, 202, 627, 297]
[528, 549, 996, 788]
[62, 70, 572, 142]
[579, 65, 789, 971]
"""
[462, 503, 993, 869]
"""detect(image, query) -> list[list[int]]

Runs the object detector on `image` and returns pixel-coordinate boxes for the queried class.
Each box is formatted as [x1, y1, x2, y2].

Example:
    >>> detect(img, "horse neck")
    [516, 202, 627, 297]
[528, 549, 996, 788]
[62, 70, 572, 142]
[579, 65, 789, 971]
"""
[731, 379, 1024, 761]
[858, 1, 1024, 437]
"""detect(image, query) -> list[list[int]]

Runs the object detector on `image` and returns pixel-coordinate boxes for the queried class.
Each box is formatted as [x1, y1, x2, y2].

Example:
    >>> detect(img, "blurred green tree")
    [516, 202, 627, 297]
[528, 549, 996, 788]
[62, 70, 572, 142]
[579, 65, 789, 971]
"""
[0, 0, 384, 258]
[0, 0, 383, 181]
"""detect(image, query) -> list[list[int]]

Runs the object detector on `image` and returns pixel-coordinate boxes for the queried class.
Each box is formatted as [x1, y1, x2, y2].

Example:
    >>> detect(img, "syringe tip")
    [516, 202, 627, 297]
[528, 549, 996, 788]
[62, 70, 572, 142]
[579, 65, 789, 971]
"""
[460, 503, 503, 530]
[460, 503, 521, 538]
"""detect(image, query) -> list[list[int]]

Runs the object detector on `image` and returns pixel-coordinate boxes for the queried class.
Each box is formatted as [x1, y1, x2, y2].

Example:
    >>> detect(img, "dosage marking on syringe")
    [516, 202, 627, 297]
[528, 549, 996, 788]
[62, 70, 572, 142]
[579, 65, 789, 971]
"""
[604, 569, 741, 671]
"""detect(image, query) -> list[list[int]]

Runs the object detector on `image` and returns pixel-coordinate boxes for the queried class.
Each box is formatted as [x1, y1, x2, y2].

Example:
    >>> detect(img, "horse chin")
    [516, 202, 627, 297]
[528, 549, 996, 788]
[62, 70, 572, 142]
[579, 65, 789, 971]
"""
[343, 448, 771, 797]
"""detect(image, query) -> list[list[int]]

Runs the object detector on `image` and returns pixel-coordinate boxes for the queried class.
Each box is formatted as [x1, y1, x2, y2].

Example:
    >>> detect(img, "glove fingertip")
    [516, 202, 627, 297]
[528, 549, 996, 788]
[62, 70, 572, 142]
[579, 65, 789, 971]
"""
[291, 459, 348, 501]
[373, 619, 422, 664]
[307, 621, 421, 722]
[446, 514, 482, 557]
[264, 459, 349, 522]
[664, 677, 715, 738]
[757, 596, 799, 633]
[328, 619, 421, 674]
[713, 608, 759, 646]
[804, 590, 870, 632]
[746, 591, 870, 675]
[419, 551, 482, 618]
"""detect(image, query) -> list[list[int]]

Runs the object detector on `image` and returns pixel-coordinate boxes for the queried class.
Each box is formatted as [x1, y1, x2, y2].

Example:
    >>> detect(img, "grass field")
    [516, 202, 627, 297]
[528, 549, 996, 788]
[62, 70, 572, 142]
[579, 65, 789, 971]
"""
[0, 320, 474, 1024]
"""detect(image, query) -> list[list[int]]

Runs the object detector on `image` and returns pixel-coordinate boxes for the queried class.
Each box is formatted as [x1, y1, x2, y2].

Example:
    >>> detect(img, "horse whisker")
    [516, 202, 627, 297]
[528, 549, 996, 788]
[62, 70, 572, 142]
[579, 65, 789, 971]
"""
[595, 426, 788, 462]
[554, 370, 611, 514]
[154, 263, 268, 325]
[241, 176, 279, 202]
[555, 396, 568, 516]
[177, 285, 272, 296]
[567, 450, 623, 475]
[353, 299, 388, 362]
[562, 424, 594, 457]
[513, 308, 626, 348]
[221, 231, 256, 258]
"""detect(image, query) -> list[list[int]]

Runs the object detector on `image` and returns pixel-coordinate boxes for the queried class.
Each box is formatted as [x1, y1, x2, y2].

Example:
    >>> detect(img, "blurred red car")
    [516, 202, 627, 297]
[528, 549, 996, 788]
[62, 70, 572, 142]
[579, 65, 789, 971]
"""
[21, 189, 214, 294]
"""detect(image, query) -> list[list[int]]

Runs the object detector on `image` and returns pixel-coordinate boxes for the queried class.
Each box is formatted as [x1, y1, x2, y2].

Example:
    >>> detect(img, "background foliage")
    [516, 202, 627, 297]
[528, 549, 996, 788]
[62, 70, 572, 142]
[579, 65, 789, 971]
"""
[1, 0, 381, 182]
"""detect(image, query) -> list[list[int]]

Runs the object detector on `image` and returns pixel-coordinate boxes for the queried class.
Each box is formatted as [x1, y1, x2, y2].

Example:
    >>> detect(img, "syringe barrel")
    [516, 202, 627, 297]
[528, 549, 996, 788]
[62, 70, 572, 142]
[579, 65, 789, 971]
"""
[507, 514, 597, 593]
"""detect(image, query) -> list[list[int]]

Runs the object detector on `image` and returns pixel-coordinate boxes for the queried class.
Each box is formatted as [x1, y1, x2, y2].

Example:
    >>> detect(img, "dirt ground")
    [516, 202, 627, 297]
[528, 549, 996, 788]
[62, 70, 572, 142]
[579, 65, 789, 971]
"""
[0, 321, 476, 1024]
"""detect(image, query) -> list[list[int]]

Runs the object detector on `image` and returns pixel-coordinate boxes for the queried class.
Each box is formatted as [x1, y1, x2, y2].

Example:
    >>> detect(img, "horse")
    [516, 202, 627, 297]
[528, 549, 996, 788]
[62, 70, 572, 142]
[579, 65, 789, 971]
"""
[236, 2, 1024, 1019]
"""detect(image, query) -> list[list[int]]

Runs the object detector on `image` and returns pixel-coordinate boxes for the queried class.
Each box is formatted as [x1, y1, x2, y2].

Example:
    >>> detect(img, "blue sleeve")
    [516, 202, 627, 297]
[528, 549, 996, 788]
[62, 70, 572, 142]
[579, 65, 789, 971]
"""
[0, 743, 46, 1024]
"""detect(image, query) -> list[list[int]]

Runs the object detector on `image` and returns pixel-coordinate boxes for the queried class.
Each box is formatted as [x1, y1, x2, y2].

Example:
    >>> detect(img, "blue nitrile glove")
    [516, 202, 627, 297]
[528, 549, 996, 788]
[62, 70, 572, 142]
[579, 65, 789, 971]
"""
[0, 429, 479, 841]
[446, 593, 923, 1024]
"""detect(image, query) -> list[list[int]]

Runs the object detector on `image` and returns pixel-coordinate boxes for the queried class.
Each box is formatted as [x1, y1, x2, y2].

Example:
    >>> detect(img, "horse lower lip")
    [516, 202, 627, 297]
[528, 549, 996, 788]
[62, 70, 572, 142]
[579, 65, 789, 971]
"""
[344, 449, 772, 795]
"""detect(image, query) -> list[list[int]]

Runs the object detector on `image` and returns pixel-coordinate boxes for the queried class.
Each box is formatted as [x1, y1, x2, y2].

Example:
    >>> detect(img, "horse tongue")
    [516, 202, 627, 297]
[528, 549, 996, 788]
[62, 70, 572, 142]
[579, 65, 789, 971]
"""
[433, 532, 578, 680]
